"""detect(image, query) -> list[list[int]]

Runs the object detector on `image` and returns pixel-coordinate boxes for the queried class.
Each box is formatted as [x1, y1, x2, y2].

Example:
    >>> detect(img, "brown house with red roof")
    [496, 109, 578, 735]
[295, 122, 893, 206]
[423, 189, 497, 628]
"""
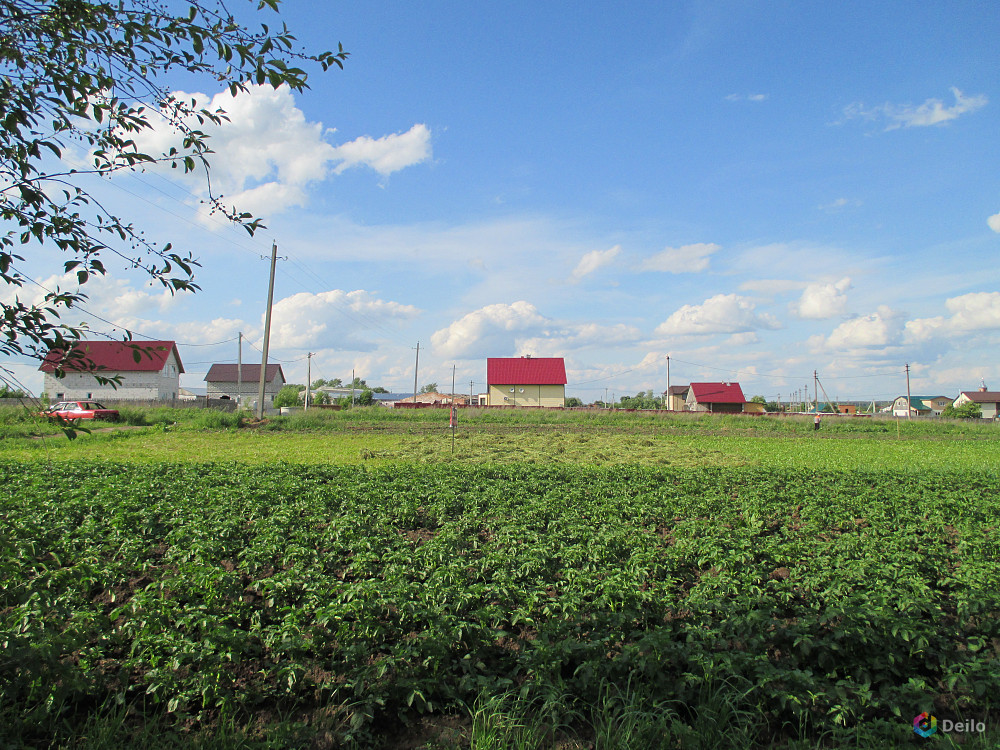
[487, 356, 567, 407]
[41, 340, 183, 401]
[686, 382, 746, 414]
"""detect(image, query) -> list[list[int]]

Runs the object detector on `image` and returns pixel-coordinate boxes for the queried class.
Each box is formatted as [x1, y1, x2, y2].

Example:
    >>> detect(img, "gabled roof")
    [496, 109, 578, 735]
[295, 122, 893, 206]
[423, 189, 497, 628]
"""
[688, 382, 745, 404]
[667, 385, 689, 396]
[960, 390, 1000, 404]
[205, 363, 284, 384]
[487, 357, 567, 385]
[40, 340, 183, 373]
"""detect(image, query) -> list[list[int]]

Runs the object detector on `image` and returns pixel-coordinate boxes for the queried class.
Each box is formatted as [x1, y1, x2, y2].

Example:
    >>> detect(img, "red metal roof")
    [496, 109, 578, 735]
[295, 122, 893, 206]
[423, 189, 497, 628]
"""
[689, 382, 745, 404]
[487, 357, 567, 385]
[40, 340, 183, 373]
[204, 364, 285, 384]
[960, 391, 1000, 404]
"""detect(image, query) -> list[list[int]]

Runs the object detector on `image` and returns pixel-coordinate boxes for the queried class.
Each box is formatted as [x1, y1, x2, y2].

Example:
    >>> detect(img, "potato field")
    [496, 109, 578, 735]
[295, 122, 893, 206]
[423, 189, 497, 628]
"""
[3, 446, 1000, 747]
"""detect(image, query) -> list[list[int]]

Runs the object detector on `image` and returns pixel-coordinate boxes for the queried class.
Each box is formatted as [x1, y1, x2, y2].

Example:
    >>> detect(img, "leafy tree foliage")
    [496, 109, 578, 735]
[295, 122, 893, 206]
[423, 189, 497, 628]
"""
[356, 388, 373, 406]
[419, 383, 438, 394]
[942, 401, 982, 420]
[0, 0, 346, 369]
[273, 384, 301, 408]
[619, 391, 662, 409]
[564, 396, 583, 407]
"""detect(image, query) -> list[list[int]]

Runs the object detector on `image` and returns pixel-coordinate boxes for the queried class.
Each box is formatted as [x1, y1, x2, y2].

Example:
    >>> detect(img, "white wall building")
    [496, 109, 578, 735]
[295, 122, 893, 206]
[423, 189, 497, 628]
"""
[204, 363, 285, 407]
[41, 340, 183, 401]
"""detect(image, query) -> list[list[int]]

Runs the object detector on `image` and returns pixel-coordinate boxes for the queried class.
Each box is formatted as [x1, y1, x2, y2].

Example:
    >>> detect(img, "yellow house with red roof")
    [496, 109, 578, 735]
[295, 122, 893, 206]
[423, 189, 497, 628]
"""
[487, 356, 566, 407]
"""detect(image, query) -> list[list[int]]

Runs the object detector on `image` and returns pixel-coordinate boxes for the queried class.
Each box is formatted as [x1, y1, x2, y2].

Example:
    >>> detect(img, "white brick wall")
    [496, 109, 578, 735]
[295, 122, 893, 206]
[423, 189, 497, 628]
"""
[44, 349, 182, 401]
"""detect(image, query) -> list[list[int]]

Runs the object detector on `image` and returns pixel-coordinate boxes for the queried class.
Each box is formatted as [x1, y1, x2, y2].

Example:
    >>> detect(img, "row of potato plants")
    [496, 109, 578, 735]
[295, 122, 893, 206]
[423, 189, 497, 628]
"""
[2, 461, 999, 746]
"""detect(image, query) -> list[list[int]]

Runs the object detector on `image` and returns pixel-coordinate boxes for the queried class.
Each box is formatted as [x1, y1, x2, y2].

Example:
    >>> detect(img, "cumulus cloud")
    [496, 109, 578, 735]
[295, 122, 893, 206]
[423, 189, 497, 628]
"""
[988, 212, 1000, 233]
[790, 277, 851, 319]
[655, 294, 781, 336]
[330, 124, 432, 176]
[569, 245, 622, 283]
[820, 306, 904, 350]
[905, 292, 1000, 343]
[431, 301, 548, 359]
[269, 289, 420, 350]
[130, 85, 431, 219]
[640, 243, 720, 274]
[842, 87, 987, 130]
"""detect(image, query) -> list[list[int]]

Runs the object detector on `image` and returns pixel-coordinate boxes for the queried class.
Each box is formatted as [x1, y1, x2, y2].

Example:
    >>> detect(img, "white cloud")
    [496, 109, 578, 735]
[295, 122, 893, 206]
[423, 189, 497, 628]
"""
[988, 212, 1000, 233]
[655, 294, 781, 336]
[842, 87, 987, 130]
[905, 292, 1000, 343]
[818, 197, 861, 212]
[821, 306, 904, 350]
[430, 301, 548, 359]
[269, 289, 420, 350]
[640, 243, 720, 273]
[725, 93, 767, 102]
[330, 123, 432, 176]
[129, 85, 430, 219]
[790, 277, 851, 319]
[569, 245, 622, 283]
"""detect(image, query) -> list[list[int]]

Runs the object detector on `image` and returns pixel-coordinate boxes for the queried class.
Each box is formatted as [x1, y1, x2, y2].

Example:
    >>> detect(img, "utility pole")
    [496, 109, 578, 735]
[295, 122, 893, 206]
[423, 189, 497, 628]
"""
[451, 364, 457, 454]
[666, 355, 670, 411]
[305, 352, 312, 411]
[814, 370, 818, 412]
[256, 241, 278, 420]
[412, 342, 419, 405]
[351, 368, 355, 407]
[905, 363, 912, 419]
[237, 332, 242, 408]
[470, 379, 474, 406]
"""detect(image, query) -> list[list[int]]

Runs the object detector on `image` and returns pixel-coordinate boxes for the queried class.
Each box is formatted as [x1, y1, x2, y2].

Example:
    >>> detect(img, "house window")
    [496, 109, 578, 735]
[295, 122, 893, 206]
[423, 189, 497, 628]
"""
[56, 393, 64, 399]
[86, 392, 92, 399]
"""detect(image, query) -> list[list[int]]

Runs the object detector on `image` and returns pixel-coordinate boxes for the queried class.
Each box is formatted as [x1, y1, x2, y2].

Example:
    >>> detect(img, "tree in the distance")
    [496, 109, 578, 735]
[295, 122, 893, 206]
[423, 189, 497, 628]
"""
[0, 0, 346, 374]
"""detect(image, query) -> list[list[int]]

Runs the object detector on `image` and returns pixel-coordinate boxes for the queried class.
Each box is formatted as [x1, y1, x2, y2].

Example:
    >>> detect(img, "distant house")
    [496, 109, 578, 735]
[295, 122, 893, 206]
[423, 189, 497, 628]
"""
[396, 392, 467, 406]
[954, 387, 1000, 419]
[41, 340, 183, 401]
[205, 363, 285, 407]
[487, 356, 567, 407]
[890, 395, 952, 417]
[371, 392, 417, 407]
[665, 385, 689, 411]
[836, 404, 857, 415]
[686, 382, 745, 414]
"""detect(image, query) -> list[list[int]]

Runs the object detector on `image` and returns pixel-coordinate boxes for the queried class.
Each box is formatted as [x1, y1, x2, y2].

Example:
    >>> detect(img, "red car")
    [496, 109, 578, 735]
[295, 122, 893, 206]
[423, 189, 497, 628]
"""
[42, 401, 120, 423]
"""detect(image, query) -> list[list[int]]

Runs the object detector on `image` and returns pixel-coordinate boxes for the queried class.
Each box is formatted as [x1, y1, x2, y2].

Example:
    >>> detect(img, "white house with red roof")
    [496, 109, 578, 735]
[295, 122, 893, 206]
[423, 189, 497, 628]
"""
[40, 340, 183, 401]
[487, 356, 567, 407]
[954, 385, 1000, 419]
[685, 382, 746, 414]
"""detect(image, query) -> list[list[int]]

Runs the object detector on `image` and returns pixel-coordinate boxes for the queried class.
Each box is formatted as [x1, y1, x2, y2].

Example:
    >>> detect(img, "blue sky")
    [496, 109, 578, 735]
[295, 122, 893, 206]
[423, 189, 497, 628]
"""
[7, 0, 1000, 403]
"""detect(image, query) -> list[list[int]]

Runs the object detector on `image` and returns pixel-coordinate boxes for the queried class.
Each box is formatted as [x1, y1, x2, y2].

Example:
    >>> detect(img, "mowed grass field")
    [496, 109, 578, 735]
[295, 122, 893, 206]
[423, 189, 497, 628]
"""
[1, 406, 999, 471]
[2, 406, 1000, 749]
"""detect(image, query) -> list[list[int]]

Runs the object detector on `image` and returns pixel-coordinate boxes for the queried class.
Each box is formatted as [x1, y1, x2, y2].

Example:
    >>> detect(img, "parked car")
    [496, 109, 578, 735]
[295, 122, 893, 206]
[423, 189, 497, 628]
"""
[41, 401, 120, 423]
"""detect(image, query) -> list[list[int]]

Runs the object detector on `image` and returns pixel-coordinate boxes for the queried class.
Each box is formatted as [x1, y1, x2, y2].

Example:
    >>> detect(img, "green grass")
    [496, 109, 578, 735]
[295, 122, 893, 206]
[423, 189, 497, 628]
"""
[3, 418, 997, 472]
